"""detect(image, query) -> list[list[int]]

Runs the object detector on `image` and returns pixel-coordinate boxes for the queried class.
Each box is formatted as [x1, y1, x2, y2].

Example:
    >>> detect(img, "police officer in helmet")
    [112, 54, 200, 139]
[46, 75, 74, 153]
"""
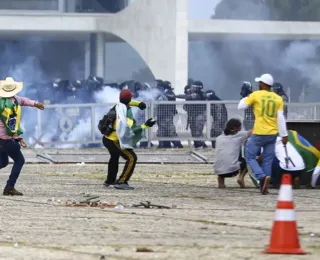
[156, 80, 183, 148]
[184, 80, 207, 149]
[205, 90, 228, 148]
[272, 82, 288, 118]
[240, 81, 255, 130]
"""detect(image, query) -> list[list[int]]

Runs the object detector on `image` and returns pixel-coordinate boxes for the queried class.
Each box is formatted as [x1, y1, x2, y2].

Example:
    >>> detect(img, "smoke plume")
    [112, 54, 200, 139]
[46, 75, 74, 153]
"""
[189, 1, 320, 102]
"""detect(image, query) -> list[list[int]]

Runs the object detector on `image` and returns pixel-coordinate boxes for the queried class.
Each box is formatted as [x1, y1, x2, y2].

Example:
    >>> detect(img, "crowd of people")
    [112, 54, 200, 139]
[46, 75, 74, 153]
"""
[215, 73, 319, 194]
[1, 73, 319, 195]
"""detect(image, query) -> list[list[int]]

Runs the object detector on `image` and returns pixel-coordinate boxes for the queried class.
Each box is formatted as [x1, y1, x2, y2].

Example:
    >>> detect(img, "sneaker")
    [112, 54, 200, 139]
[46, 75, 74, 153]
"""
[3, 186, 23, 196]
[260, 176, 271, 195]
[114, 183, 135, 190]
[103, 180, 115, 188]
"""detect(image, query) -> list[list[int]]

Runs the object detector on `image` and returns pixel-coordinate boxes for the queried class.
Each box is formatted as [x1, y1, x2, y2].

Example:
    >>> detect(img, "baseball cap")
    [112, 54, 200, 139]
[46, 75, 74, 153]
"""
[119, 89, 133, 100]
[254, 74, 274, 86]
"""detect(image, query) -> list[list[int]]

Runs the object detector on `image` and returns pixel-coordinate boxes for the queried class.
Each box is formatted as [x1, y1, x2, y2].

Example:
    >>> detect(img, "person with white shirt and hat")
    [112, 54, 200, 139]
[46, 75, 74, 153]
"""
[0, 77, 44, 196]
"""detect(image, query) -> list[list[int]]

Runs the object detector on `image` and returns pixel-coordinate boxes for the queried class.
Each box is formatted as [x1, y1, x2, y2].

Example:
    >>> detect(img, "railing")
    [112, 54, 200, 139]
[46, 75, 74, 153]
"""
[21, 101, 320, 148]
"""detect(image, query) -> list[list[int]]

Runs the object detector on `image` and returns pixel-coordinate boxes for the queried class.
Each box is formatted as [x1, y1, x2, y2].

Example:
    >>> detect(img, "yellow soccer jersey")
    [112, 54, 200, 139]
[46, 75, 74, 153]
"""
[245, 90, 283, 135]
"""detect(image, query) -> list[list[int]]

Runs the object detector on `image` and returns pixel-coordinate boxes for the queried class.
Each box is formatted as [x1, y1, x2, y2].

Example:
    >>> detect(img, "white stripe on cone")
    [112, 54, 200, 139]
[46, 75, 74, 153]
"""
[275, 209, 296, 221]
[278, 185, 293, 201]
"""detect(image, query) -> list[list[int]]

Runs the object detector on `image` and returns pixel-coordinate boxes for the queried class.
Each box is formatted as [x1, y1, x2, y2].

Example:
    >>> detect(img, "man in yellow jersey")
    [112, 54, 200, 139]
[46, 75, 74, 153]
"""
[237, 74, 288, 195]
[103, 89, 156, 190]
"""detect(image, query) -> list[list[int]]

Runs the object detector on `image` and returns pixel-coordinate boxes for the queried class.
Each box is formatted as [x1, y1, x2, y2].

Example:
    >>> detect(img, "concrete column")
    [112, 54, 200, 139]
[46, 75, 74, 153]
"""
[58, 0, 66, 12]
[96, 0, 188, 94]
[88, 33, 105, 78]
[95, 33, 105, 78]
[84, 39, 90, 78]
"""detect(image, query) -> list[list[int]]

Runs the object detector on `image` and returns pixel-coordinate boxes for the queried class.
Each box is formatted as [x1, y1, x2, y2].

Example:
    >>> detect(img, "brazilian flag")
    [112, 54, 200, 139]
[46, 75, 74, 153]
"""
[288, 130, 320, 172]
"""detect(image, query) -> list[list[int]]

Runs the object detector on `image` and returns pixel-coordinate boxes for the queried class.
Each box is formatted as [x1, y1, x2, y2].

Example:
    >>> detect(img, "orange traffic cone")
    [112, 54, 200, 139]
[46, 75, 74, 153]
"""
[264, 174, 306, 254]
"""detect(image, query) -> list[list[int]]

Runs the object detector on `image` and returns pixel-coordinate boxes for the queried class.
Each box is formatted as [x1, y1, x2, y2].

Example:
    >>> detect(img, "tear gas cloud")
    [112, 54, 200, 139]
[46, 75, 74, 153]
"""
[2, 4, 320, 147]
[0, 38, 160, 148]
[189, 1, 320, 102]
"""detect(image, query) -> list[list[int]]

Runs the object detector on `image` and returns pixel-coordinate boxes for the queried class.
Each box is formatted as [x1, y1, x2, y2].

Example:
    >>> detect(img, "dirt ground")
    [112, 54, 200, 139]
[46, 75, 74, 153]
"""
[0, 162, 320, 260]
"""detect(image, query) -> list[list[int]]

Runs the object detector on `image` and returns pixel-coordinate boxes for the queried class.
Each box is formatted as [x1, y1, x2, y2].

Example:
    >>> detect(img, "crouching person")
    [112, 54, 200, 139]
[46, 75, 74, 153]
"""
[214, 118, 252, 188]
[0, 77, 44, 196]
[103, 89, 156, 190]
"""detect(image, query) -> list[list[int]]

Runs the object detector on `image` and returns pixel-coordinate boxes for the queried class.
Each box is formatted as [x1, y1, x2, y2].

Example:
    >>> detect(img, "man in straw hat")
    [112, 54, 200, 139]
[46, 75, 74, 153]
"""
[0, 77, 44, 196]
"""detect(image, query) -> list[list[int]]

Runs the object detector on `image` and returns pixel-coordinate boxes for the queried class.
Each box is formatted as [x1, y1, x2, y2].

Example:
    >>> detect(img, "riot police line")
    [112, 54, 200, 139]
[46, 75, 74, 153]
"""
[27, 76, 292, 148]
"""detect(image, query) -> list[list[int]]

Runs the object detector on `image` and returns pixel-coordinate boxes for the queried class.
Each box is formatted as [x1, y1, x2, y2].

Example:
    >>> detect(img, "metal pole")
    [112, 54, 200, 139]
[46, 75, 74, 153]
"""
[206, 101, 211, 140]
[91, 106, 96, 142]
[147, 101, 153, 148]
[37, 108, 42, 141]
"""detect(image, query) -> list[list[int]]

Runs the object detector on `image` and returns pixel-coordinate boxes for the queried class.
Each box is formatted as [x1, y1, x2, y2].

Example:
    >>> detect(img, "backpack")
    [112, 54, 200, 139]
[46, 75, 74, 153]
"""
[98, 105, 117, 135]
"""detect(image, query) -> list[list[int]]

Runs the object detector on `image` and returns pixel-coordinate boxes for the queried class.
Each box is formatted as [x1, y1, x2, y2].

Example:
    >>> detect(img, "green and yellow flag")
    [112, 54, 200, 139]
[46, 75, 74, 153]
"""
[0, 97, 23, 136]
[288, 130, 320, 172]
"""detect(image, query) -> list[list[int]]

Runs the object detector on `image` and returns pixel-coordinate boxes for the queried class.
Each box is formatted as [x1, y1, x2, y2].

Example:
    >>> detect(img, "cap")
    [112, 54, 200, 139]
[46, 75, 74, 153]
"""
[255, 74, 274, 86]
[119, 89, 133, 100]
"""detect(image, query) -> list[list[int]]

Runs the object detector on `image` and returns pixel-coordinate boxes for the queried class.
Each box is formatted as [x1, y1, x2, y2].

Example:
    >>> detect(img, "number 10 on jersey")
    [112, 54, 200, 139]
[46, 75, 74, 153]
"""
[261, 99, 276, 118]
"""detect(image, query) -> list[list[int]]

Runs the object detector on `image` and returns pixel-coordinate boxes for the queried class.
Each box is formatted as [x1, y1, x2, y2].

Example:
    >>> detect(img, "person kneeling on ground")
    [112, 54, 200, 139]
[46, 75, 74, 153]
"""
[214, 118, 252, 188]
[0, 77, 44, 196]
[103, 89, 156, 190]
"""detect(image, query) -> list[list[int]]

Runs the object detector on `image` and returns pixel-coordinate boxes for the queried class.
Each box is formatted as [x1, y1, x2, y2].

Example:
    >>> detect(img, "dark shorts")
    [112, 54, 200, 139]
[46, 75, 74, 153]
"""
[219, 158, 247, 178]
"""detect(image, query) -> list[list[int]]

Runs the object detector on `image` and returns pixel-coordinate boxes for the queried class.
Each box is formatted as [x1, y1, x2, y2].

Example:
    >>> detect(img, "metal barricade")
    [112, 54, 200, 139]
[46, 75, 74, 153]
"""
[23, 101, 320, 147]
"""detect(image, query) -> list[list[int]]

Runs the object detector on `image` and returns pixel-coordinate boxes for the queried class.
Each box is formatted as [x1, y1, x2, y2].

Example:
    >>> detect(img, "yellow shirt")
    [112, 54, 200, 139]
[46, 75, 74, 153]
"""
[105, 100, 146, 142]
[245, 90, 283, 135]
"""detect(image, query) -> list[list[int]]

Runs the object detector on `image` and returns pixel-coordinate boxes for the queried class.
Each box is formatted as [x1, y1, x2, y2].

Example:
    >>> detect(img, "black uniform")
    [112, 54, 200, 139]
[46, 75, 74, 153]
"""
[156, 81, 183, 148]
[183, 81, 207, 149]
[136, 82, 154, 148]
[240, 82, 255, 130]
[273, 82, 288, 119]
[205, 90, 228, 148]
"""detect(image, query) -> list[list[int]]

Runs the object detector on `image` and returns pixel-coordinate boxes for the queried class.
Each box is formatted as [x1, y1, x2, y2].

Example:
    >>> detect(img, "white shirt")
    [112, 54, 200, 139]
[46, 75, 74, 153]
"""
[275, 137, 305, 171]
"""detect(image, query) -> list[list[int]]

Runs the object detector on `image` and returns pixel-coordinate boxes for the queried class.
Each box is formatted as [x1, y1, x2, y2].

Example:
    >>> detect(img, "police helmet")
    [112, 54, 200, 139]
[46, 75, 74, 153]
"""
[240, 81, 252, 98]
[184, 85, 191, 95]
[163, 81, 173, 90]
[192, 81, 203, 88]
[272, 82, 284, 95]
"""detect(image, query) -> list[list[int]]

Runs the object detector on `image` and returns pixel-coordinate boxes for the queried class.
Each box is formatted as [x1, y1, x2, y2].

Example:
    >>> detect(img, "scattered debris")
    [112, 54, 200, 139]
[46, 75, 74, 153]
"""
[47, 194, 119, 209]
[132, 201, 171, 209]
[136, 247, 154, 253]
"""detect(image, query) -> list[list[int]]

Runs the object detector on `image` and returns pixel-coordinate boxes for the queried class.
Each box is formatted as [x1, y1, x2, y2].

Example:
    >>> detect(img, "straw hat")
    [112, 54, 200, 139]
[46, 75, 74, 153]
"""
[0, 77, 23, 98]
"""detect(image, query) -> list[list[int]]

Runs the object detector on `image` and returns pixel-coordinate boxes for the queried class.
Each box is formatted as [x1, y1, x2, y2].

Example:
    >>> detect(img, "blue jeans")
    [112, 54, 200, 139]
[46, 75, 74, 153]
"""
[245, 134, 277, 181]
[0, 139, 25, 188]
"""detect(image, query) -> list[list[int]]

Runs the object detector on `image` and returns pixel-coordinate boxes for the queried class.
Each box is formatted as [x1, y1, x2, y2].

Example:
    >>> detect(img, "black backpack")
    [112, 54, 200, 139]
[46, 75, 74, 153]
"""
[98, 105, 117, 135]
